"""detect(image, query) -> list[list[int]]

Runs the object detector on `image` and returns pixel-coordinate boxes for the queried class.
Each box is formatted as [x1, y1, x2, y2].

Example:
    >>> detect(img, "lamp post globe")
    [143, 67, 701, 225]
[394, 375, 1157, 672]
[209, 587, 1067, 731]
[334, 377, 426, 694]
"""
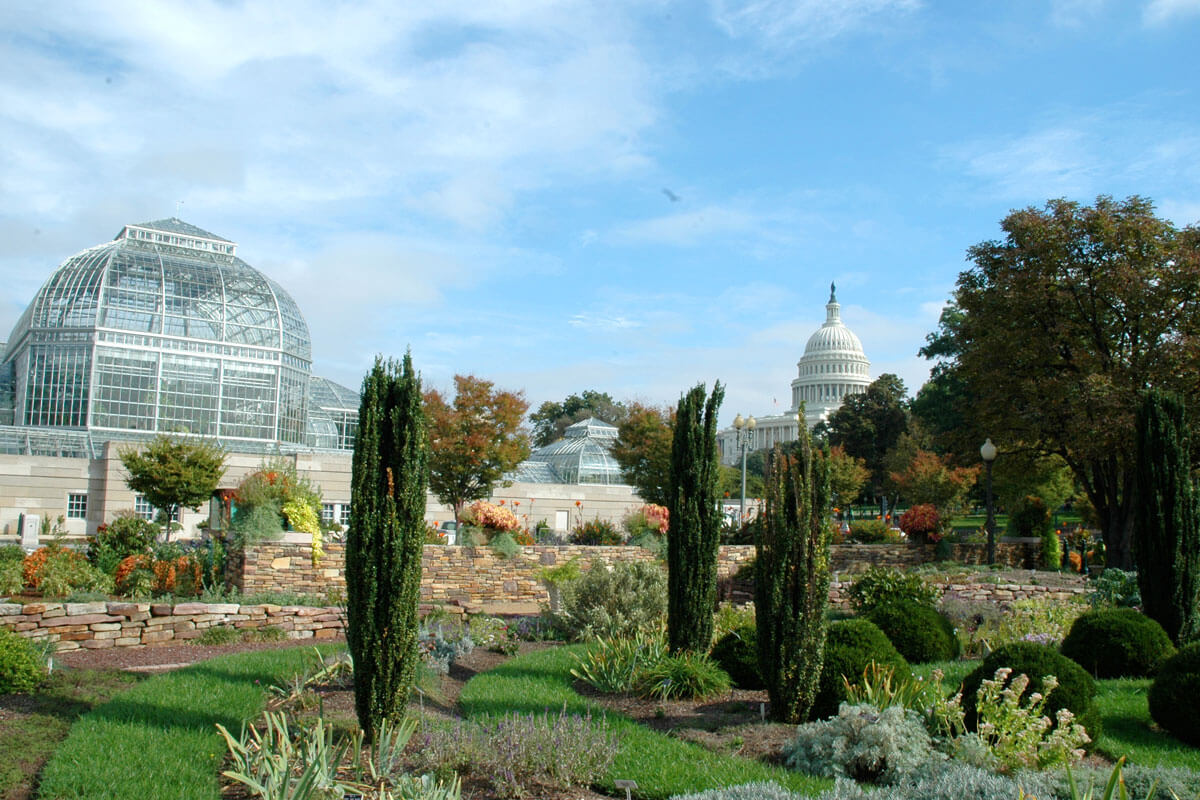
[981, 438, 998, 565]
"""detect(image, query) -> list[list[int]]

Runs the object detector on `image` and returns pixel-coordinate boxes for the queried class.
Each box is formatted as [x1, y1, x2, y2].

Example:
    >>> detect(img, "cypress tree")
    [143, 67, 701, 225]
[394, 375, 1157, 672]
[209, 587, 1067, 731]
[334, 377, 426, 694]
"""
[667, 381, 724, 653]
[345, 353, 428, 739]
[755, 434, 833, 723]
[1134, 389, 1200, 645]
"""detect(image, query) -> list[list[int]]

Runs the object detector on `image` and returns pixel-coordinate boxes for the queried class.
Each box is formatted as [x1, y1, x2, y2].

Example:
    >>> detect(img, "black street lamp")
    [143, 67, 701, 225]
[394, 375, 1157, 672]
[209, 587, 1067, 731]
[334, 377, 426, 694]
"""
[981, 437, 998, 565]
[733, 413, 757, 521]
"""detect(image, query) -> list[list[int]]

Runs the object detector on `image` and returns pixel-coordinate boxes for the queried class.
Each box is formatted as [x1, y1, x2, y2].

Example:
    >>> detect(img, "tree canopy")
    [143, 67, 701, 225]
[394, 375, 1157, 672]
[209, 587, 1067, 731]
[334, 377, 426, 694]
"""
[611, 402, 674, 507]
[119, 434, 227, 540]
[922, 195, 1200, 568]
[424, 375, 530, 523]
[529, 390, 627, 447]
[822, 373, 910, 499]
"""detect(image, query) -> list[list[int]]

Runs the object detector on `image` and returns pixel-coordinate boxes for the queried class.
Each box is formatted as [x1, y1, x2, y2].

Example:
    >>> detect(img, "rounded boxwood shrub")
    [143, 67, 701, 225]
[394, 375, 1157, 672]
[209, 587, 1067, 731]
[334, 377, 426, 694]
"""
[866, 600, 960, 663]
[811, 618, 909, 720]
[1148, 642, 1200, 746]
[960, 641, 1100, 744]
[710, 624, 763, 689]
[1060, 608, 1175, 678]
[847, 567, 939, 614]
[0, 628, 46, 694]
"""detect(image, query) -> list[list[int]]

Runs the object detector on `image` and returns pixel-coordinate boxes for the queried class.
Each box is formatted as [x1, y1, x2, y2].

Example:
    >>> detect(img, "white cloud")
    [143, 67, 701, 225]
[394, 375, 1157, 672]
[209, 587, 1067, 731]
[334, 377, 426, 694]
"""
[1143, 0, 1200, 25]
[951, 126, 1094, 200]
[711, 0, 920, 48]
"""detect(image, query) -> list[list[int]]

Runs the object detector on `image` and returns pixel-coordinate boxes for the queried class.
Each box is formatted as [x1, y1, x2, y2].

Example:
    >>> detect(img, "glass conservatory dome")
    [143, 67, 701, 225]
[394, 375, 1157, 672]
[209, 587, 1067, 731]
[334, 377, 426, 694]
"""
[521, 417, 625, 485]
[1, 219, 314, 445]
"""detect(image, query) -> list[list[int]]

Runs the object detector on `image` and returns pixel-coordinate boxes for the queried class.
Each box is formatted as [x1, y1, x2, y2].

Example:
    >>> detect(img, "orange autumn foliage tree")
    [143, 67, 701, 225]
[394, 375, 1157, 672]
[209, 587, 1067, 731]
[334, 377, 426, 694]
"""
[424, 375, 530, 525]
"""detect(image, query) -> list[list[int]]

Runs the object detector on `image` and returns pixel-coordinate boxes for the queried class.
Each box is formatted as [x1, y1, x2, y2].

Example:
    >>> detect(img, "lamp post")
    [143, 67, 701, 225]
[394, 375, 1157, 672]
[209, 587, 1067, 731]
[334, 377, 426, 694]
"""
[733, 414, 757, 521]
[981, 438, 997, 565]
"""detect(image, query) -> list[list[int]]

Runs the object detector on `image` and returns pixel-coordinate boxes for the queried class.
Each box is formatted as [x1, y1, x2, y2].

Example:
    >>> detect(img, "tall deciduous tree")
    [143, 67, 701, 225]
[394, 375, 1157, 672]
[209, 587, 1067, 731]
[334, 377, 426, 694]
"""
[923, 196, 1200, 569]
[119, 435, 226, 540]
[529, 390, 628, 447]
[667, 382, 724, 654]
[756, 433, 832, 723]
[611, 403, 675, 507]
[827, 444, 869, 512]
[888, 449, 980, 514]
[424, 375, 530, 524]
[346, 354, 428, 740]
[1135, 389, 1200, 645]
[823, 374, 909, 509]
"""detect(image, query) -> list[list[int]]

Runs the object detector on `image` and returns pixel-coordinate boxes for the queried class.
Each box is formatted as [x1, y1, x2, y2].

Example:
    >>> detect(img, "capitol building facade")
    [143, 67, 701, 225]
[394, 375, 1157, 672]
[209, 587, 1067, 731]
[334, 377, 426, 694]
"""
[719, 284, 871, 465]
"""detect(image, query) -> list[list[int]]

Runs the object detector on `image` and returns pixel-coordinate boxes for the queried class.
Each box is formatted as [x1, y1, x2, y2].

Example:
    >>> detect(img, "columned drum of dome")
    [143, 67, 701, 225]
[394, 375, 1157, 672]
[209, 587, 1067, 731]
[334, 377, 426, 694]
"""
[1, 219, 314, 445]
[791, 283, 871, 428]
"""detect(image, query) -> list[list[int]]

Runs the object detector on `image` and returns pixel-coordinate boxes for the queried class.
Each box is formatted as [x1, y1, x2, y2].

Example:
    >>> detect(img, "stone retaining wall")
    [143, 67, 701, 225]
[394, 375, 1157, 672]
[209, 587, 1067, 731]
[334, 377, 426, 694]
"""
[828, 577, 1088, 610]
[0, 601, 344, 652]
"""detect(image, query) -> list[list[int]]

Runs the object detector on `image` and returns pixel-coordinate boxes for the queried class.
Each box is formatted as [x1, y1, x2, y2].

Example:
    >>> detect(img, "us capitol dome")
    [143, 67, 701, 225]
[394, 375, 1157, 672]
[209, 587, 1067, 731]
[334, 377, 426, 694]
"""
[0, 218, 358, 452]
[719, 283, 871, 464]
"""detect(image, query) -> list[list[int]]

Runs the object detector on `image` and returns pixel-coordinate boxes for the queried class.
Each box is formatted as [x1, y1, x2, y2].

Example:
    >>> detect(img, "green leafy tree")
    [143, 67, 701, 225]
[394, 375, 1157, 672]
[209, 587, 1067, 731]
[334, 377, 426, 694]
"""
[346, 354, 428, 740]
[529, 390, 628, 447]
[667, 382, 724, 654]
[424, 375, 530, 524]
[923, 196, 1200, 569]
[824, 374, 909, 510]
[718, 463, 765, 501]
[827, 444, 869, 513]
[611, 402, 675, 507]
[1135, 389, 1200, 644]
[756, 433, 832, 723]
[119, 435, 226, 541]
[992, 452, 1075, 515]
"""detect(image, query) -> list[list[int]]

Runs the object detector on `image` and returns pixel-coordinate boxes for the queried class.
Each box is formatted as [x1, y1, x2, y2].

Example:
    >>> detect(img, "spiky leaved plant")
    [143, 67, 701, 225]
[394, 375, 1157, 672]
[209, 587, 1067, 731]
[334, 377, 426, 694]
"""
[346, 353, 429, 740]
[1134, 389, 1200, 645]
[667, 382, 724, 654]
[756, 433, 833, 722]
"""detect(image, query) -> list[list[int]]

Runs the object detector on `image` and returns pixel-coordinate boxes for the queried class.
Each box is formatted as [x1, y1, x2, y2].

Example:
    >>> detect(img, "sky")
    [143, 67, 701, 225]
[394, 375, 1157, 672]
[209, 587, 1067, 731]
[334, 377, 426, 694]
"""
[1, 0, 1198, 427]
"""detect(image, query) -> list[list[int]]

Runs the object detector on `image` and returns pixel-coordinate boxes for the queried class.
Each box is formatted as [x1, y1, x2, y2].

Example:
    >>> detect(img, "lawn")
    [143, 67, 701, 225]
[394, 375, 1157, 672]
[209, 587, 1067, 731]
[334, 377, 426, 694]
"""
[34, 646, 336, 800]
[0, 668, 144, 800]
[459, 644, 833, 800]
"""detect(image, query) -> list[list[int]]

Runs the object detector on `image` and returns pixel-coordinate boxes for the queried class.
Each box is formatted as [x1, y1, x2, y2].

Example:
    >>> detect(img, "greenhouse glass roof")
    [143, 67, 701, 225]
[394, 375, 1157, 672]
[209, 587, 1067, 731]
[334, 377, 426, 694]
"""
[518, 417, 625, 485]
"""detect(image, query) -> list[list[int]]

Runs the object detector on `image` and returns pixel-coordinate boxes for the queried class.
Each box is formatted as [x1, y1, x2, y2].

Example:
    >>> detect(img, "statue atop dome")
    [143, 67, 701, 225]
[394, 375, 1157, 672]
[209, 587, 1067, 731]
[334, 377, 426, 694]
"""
[830, 281, 836, 303]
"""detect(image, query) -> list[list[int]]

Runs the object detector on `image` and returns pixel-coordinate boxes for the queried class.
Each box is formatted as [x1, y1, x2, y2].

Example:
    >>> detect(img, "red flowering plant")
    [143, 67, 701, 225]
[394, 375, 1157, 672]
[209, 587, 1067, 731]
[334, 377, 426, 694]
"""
[898, 503, 942, 542]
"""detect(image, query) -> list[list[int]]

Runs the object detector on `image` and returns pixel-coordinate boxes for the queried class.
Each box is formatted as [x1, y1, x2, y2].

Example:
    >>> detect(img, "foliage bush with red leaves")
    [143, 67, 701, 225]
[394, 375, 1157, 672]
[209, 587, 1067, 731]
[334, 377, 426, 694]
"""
[899, 503, 942, 541]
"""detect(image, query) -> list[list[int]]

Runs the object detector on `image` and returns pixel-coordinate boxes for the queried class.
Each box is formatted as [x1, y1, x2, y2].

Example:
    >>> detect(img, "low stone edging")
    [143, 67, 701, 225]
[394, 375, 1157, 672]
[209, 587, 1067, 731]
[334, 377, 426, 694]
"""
[0, 601, 344, 653]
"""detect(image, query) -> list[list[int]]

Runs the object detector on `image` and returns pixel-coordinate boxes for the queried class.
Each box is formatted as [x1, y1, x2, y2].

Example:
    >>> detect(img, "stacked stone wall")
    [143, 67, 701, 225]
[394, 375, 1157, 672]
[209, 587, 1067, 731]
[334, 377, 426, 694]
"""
[0, 601, 343, 652]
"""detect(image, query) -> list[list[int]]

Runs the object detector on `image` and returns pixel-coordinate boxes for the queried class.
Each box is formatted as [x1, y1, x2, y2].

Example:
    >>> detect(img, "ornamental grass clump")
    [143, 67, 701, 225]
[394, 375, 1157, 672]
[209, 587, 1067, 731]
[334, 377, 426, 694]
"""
[570, 631, 668, 693]
[634, 650, 731, 700]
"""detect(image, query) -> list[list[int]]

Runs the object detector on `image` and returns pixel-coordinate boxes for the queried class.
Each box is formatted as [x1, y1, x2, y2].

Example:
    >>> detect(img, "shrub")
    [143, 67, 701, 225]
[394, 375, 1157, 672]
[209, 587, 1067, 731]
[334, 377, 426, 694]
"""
[1148, 642, 1200, 746]
[1060, 608, 1175, 677]
[487, 531, 522, 559]
[0, 627, 46, 694]
[634, 651, 731, 700]
[784, 703, 939, 785]
[969, 595, 1088, 652]
[960, 642, 1100, 745]
[898, 504, 940, 539]
[713, 602, 756, 641]
[938, 596, 1004, 659]
[812, 618, 909, 720]
[87, 512, 158, 575]
[807, 762, 1058, 800]
[37, 557, 113, 598]
[710, 624, 763, 689]
[1040, 528, 1062, 570]
[1087, 568, 1141, 608]
[463, 500, 521, 533]
[569, 518, 623, 545]
[22, 545, 84, 590]
[848, 520, 899, 544]
[0, 561, 23, 595]
[196, 625, 242, 646]
[418, 623, 475, 674]
[0, 545, 26, 564]
[847, 567, 939, 614]
[671, 782, 801, 800]
[113, 553, 203, 597]
[1009, 496, 1052, 538]
[412, 709, 619, 798]
[866, 601, 960, 663]
[557, 559, 667, 640]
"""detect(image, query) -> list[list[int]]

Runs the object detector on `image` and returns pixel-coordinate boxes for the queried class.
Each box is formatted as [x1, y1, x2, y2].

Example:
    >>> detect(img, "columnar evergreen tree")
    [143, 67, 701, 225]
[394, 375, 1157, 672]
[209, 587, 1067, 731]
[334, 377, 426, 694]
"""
[755, 432, 833, 723]
[666, 381, 724, 653]
[1134, 389, 1200, 645]
[345, 354, 429, 740]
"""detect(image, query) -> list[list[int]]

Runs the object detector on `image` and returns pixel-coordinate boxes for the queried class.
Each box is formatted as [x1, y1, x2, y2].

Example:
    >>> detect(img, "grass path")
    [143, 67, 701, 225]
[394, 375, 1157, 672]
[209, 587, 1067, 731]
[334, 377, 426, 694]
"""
[35, 646, 333, 800]
[458, 645, 833, 800]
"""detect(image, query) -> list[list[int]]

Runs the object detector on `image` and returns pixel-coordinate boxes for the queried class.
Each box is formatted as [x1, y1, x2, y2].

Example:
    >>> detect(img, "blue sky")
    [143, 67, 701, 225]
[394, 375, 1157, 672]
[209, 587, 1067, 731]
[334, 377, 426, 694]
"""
[2, 1, 1198, 426]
